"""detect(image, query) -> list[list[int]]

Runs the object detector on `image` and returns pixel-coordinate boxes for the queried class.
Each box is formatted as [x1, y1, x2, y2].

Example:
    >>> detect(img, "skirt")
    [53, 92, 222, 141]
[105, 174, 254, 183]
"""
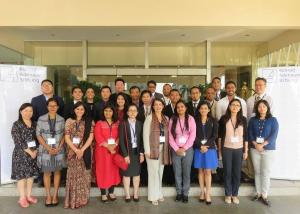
[194, 148, 218, 169]
[121, 149, 141, 177]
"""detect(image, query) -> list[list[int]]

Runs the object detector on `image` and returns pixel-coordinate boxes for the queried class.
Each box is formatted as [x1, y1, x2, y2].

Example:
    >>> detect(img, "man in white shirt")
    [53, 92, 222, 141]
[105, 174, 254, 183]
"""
[216, 81, 247, 120]
[246, 77, 273, 120]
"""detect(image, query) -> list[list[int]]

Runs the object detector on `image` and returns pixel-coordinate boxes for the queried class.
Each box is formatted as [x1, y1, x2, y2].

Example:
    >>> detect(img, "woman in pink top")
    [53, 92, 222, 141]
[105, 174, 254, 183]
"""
[168, 100, 196, 203]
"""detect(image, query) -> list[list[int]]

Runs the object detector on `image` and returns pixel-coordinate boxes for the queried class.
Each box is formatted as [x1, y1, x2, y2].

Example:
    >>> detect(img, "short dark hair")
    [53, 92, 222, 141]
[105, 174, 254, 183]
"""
[100, 85, 112, 93]
[170, 89, 181, 96]
[255, 77, 267, 84]
[101, 104, 118, 123]
[18, 103, 33, 122]
[41, 79, 53, 86]
[125, 104, 139, 119]
[71, 86, 83, 94]
[212, 77, 221, 82]
[141, 90, 151, 98]
[190, 86, 201, 93]
[115, 78, 125, 85]
[46, 98, 59, 107]
[129, 86, 140, 93]
[254, 100, 272, 119]
[225, 81, 236, 88]
[147, 80, 157, 86]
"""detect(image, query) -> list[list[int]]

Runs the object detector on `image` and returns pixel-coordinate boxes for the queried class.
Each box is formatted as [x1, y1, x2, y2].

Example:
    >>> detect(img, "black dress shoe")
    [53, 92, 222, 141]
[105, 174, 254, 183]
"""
[206, 201, 212, 205]
[261, 197, 271, 207]
[175, 194, 183, 202]
[199, 198, 205, 203]
[252, 195, 261, 201]
[182, 195, 188, 203]
[45, 203, 53, 207]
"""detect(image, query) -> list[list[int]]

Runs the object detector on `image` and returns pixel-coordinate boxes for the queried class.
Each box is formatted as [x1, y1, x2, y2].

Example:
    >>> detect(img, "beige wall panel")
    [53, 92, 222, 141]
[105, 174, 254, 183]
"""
[1, 0, 300, 26]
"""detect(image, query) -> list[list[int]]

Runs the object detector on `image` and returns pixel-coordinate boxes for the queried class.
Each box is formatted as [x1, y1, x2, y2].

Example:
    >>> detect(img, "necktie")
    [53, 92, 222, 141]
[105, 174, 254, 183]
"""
[193, 103, 197, 112]
[253, 96, 261, 112]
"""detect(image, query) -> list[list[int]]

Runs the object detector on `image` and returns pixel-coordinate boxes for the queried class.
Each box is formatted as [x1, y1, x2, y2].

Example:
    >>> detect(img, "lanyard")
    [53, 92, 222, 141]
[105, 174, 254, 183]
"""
[178, 119, 185, 135]
[258, 119, 266, 137]
[106, 120, 113, 137]
[159, 122, 164, 136]
[230, 119, 237, 136]
[48, 116, 56, 138]
[128, 121, 137, 141]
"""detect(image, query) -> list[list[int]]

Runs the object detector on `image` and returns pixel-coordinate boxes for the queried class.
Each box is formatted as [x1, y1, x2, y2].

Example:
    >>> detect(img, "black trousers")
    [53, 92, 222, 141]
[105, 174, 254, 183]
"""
[101, 186, 115, 195]
[222, 148, 243, 196]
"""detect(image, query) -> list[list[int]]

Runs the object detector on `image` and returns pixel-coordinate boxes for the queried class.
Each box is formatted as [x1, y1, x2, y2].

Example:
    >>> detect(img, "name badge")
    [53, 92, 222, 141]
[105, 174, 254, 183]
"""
[231, 136, 239, 144]
[159, 136, 165, 143]
[256, 137, 264, 144]
[201, 139, 207, 145]
[179, 136, 186, 145]
[108, 138, 116, 145]
[72, 137, 80, 145]
[27, 141, 36, 148]
[47, 138, 56, 145]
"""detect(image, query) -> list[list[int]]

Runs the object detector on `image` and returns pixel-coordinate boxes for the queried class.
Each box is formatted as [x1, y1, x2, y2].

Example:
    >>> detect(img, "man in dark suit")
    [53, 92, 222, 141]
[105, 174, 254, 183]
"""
[129, 85, 142, 108]
[93, 85, 112, 122]
[212, 77, 226, 101]
[186, 86, 202, 118]
[137, 90, 152, 123]
[64, 86, 84, 120]
[163, 89, 181, 118]
[109, 77, 131, 106]
[147, 80, 164, 102]
[31, 79, 64, 122]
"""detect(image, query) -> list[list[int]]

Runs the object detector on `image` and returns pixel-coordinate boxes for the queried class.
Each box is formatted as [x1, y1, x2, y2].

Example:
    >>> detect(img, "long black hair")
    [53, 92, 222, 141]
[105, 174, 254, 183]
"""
[171, 100, 189, 139]
[70, 101, 87, 120]
[197, 101, 212, 120]
[101, 104, 118, 123]
[18, 103, 33, 122]
[223, 98, 244, 127]
[254, 99, 272, 119]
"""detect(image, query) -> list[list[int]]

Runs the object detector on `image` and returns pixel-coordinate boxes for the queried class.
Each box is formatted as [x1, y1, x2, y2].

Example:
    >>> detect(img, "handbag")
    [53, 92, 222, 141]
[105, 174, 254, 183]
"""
[112, 121, 130, 170]
[112, 153, 128, 170]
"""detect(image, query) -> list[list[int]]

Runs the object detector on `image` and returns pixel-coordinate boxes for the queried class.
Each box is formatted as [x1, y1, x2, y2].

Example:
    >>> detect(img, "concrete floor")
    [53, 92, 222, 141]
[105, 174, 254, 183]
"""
[0, 196, 299, 214]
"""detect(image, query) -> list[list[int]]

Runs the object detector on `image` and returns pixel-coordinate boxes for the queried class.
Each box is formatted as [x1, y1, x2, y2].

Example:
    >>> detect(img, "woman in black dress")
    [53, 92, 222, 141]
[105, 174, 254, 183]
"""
[119, 104, 144, 202]
[11, 103, 39, 208]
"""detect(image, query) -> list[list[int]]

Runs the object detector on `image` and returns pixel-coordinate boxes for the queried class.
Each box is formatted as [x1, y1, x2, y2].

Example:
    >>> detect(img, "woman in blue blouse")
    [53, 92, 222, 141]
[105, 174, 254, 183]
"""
[248, 100, 279, 207]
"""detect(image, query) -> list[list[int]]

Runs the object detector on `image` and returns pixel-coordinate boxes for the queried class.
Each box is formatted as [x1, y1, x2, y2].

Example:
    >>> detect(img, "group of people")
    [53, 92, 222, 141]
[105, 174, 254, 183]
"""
[10, 76, 279, 209]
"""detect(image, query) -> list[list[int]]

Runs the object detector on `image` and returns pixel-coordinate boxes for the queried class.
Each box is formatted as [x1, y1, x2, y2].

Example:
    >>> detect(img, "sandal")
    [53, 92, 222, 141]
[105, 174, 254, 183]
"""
[152, 200, 159, 206]
[27, 196, 38, 204]
[18, 198, 29, 208]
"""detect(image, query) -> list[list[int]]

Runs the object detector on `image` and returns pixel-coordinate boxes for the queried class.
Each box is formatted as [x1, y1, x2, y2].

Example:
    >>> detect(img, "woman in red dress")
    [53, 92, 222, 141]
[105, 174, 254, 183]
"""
[94, 104, 120, 202]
